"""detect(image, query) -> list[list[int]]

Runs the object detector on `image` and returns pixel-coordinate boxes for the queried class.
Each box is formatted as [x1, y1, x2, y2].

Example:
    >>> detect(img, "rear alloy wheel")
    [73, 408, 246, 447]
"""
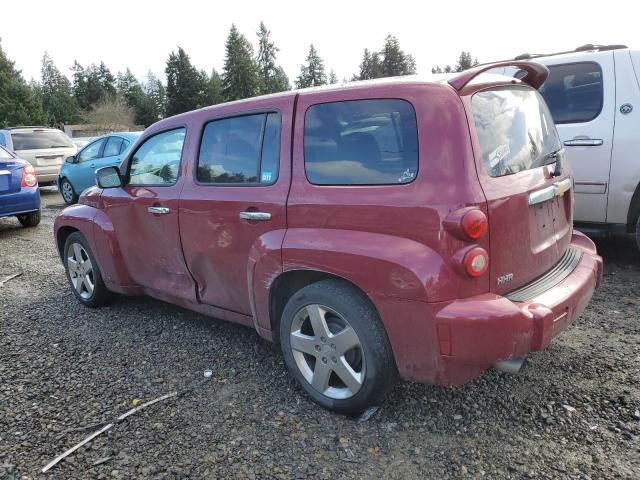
[17, 210, 41, 227]
[280, 279, 397, 414]
[64, 232, 112, 307]
[60, 179, 78, 205]
[290, 304, 366, 400]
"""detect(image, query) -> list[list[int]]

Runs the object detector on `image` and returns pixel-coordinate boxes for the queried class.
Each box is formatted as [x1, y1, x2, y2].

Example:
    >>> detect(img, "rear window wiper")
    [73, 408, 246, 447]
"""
[541, 148, 563, 177]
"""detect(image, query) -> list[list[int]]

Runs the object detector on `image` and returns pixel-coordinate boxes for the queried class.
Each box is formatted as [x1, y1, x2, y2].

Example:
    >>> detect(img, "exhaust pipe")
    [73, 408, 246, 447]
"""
[494, 356, 526, 374]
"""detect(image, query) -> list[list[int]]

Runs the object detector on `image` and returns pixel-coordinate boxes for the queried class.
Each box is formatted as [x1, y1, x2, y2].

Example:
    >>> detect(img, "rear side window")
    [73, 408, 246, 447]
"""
[304, 99, 418, 185]
[103, 137, 124, 157]
[472, 87, 562, 177]
[197, 113, 281, 185]
[538, 62, 603, 124]
[129, 128, 186, 186]
[119, 139, 130, 154]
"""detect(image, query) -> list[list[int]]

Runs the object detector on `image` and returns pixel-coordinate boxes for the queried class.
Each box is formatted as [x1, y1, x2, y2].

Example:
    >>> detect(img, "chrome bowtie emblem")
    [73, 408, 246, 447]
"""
[620, 103, 633, 115]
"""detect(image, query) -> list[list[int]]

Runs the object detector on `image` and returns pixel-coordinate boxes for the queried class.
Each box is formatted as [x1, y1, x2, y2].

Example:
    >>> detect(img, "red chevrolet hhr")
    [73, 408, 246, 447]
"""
[54, 61, 602, 414]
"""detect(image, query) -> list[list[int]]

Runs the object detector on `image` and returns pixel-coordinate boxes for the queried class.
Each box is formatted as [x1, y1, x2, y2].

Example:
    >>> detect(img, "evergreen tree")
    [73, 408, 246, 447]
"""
[432, 51, 479, 74]
[72, 61, 116, 110]
[116, 68, 159, 126]
[380, 35, 414, 77]
[40, 52, 77, 125]
[455, 51, 479, 72]
[295, 44, 327, 89]
[205, 68, 224, 105]
[222, 24, 260, 101]
[256, 22, 290, 94]
[355, 37, 414, 80]
[357, 49, 383, 80]
[144, 71, 166, 120]
[329, 70, 338, 84]
[165, 46, 207, 116]
[0, 41, 46, 127]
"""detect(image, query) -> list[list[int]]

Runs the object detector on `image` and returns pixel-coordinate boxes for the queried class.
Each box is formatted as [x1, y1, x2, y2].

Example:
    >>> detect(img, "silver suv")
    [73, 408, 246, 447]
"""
[497, 44, 640, 248]
[0, 127, 77, 186]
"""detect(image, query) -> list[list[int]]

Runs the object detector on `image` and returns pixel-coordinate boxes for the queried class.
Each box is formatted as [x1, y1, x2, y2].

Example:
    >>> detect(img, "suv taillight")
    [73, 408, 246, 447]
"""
[21, 165, 38, 187]
[463, 247, 489, 277]
[461, 209, 488, 240]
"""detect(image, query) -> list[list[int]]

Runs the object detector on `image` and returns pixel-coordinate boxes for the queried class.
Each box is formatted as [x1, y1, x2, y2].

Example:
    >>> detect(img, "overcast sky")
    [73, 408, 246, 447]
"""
[3, 0, 639, 84]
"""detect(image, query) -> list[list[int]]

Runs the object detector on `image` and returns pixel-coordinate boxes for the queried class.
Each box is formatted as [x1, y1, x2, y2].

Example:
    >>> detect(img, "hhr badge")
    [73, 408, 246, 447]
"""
[497, 273, 514, 285]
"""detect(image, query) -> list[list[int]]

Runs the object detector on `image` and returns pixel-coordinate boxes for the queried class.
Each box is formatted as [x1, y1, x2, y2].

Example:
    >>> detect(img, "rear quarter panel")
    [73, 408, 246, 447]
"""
[607, 50, 640, 224]
[284, 82, 489, 303]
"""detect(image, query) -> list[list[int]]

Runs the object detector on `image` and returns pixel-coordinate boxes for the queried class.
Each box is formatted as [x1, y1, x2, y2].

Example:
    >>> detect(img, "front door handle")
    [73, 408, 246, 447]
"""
[148, 206, 170, 215]
[239, 211, 271, 221]
[563, 138, 603, 147]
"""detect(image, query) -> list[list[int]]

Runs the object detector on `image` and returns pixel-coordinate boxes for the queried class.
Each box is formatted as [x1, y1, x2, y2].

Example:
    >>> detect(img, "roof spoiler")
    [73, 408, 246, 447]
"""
[447, 61, 549, 91]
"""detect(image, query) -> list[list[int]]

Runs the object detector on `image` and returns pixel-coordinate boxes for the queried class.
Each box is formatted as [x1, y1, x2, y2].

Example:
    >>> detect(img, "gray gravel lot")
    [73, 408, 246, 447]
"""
[1, 189, 639, 479]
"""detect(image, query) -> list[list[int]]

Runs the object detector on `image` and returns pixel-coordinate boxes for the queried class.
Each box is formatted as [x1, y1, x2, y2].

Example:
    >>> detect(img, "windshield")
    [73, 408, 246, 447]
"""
[11, 130, 74, 150]
[472, 87, 562, 177]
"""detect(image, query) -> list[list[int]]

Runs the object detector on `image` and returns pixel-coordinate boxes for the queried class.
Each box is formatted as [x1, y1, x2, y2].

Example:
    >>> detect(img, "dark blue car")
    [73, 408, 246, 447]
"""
[0, 145, 41, 227]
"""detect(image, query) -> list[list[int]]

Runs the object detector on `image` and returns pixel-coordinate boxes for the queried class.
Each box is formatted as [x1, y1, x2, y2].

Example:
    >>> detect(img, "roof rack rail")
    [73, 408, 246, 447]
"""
[513, 44, 628, 61]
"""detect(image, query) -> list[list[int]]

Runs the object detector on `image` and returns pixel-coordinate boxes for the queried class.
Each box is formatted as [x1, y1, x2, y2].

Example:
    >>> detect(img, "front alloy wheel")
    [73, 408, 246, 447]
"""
[63, 231, 112, 307]
[67, 242, 95, 300]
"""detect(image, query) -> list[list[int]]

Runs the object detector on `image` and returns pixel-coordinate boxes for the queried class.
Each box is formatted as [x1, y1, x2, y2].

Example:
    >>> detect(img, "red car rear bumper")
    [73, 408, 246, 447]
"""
[377, 231, 602, 386]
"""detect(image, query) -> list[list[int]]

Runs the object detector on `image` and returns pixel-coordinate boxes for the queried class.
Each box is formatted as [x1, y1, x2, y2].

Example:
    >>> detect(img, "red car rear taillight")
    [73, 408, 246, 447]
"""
[21, 165, 38, 187]
[461, 209, 488, 240]
[463, 247, 489, 277]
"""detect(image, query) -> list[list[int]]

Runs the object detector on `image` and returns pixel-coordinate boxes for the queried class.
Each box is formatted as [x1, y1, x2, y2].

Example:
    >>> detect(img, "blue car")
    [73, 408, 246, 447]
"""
[0, 145, 41, 227]
[57, 132, 141, 205]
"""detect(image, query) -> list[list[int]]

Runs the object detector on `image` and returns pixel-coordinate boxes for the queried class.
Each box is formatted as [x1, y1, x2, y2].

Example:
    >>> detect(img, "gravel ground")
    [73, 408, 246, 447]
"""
[1, 188, 639, 479]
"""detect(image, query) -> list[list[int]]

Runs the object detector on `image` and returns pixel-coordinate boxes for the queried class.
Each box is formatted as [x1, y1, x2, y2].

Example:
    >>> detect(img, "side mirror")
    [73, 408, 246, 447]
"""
[65, 155, 77, 164]
[96, 166, 122, 189]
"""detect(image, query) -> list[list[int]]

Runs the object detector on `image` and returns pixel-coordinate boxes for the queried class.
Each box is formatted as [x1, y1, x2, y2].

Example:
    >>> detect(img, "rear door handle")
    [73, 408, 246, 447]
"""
[148, 206, 170, 215]
[563, 138, 603, 147]
[239, 211, 271, 221]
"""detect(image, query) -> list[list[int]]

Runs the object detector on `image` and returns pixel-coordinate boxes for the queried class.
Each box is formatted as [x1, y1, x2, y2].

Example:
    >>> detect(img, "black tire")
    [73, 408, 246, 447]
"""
[16, 210, 41, 227]
[60, 178, 78, 205]
[636, 215, 640, 252]
[279, 279, 397, 415]
[63, 231, 113, 307]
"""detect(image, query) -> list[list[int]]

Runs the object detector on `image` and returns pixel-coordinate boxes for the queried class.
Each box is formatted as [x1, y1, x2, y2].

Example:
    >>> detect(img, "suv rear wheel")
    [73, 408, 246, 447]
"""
[279, 279, 397, 415]
[63, 232, 112, 307]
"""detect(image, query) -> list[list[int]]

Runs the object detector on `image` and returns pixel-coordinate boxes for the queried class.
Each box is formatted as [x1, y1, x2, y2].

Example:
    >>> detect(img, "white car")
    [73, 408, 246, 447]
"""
[0, 127, 77, 186]
[496, 44, 640, 247]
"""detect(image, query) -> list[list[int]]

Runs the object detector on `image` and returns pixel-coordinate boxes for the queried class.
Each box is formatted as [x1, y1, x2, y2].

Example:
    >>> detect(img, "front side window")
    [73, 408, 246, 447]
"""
[103, 136, 124, 157]
[538, 62, 603, 124]
[472, 87, 562, 177]
[304, 99, 418, 185]
[197, 113, 280, 185]
[128, 128, 186, 186]
[78, 139, 105, 162]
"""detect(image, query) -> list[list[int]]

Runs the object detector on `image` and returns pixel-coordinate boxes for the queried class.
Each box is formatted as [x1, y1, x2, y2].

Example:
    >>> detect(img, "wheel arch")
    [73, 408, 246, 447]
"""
[626, 181, 640, 233]
[268, 270, 379, 344]
[56, 225, 79, 259]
